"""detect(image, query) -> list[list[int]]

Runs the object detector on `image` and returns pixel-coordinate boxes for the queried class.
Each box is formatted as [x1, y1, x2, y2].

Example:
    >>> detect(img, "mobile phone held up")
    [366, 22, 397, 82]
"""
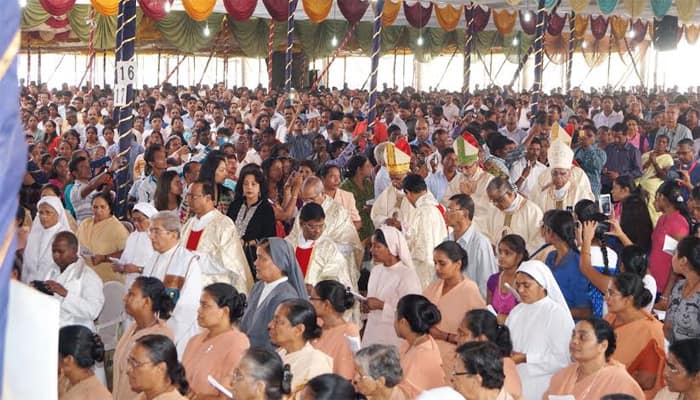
[599, 194, 612, 216]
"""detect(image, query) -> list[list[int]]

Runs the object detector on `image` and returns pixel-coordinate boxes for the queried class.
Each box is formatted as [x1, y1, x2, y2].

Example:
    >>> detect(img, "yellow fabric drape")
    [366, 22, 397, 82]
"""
[544, 32, 569, 64]
[574, 14, 589, 39]
[623, 0, 645, 18]
[91, 0, 118, 16]
[686, 25, 700, 44]
[302, 0, 332, 23]
[381, 0, 402, 26]
[493, 8, 517, 35]
[182, 0, 216, 21]
[570, 0, 590, 13]
[582, 35, 610, 68]
[677, 0, 697, 24]
[434, 4, 461, 32]
[611, 16, 629, 40]
[136, 16, 162, 42]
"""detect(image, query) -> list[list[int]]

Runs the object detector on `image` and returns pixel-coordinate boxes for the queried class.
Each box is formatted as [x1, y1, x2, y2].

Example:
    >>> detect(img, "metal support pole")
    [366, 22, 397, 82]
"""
[566, 11, 575, 91]
[531, 0, 547, 115]
[285, 0, 296, 93]
[463, 2, 473, 93]
[367, 0, 385, 132]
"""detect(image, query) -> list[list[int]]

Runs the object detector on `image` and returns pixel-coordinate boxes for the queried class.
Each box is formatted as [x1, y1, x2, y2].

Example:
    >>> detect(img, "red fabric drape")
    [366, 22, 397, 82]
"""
[39, 0, 75, 16]
[519, 10, 536, 34]
[590, 15, 609, 40]
[547, 12, 566, 35]
[263, 0, 296, 22]
[337, 0, 368, 23]
[223, 0, 257, 21]
[138, 0, 168, 21]
[45, 15, 70, 28]
[466, 5, 490, 33]
[403, 1, 433, 29]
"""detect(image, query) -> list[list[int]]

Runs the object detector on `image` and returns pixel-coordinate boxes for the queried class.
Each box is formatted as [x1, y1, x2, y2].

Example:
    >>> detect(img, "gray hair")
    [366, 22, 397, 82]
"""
[355, 345, 403, 388]
[302, 176, 324, 197]
[151, 211, 181, 236]
[486, 176, 511, 193]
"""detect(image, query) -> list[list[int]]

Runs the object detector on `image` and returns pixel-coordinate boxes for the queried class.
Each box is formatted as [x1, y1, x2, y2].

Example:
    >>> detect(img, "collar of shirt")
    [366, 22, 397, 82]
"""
[553, 181, 571, 200]
[453, 223, 476, 246]
[192, 209, 217, 231]
[259, 276, 290, 306]
[504, 193, 523, 213]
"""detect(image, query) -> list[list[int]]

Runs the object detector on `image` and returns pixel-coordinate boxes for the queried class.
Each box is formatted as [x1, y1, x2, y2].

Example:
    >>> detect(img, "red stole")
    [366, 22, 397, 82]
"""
[295, 246, 314, 277]
[185, 230, 204, 251]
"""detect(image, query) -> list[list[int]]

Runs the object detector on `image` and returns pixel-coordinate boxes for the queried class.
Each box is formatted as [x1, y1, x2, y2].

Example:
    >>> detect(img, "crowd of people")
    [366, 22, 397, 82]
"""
[13, 79, 700, 400]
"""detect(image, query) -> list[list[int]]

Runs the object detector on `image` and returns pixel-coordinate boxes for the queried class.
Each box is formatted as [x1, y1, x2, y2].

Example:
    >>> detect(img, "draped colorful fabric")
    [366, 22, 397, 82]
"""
[574, 14, 589, 39]
[262, 0, 288, 22]
[611, 16, 629, 40]
[182, 0, 216, 21]
[630, 19, 647, 45]
[91, 0, 118, 16]
[597, 0, 618, 14]
[505, 0, 520, 6]
[434, 3, 460, 32]
[544, 32, 569, 64]
[650, 0, 672, 18]
[582, 36, 611, 67]
[381, 0, 402, 27]
[223, 0, 257, 21]
[547, 12, 566, 35]
[676, 0, 697, 23]
[338, 0, 368, 24]
[493, 8, 517, 35]
[569, 0, 589, 13]
[466, 5, 490, 33]
[302, 0, 332, 23]
[157, 11, 222, 50]
[46, 15, 69, 28]
[403, 1, 432, 29]
[138, 0, 168, 21]
[591, 15, 609, 39]
[519, 10, 536, 34]
[39, 0, 75, 16]
[652, 15, 678, 50]
[544, 0, 558, 9]
[623, 0, 645, 18]
[686, 25, 700, 44]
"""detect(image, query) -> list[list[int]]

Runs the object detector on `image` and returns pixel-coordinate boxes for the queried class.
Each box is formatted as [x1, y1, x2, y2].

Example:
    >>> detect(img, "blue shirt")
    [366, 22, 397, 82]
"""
[545, 249, 591, 311]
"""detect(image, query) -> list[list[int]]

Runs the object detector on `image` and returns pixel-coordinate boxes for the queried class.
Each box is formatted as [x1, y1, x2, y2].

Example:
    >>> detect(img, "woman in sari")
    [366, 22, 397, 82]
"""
[76, 192, 129, 282]
[638, 134, 673, 224]
[339, 155, 375, 243]
[22, 196, 72, 283]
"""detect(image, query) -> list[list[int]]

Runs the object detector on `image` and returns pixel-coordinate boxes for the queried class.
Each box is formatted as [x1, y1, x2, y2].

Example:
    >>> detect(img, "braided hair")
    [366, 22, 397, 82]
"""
[574, 200, 611, 275]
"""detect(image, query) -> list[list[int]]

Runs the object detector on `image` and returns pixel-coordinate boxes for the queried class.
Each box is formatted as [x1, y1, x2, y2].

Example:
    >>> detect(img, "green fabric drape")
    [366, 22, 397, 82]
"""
[67, 5, 143, 50]
[228, 18, 287, 58]
[406, 27, 449, 62]
[355, 23, 405, 54]
[156, 11, 223, 53]
[295, 20, 349, 59]
[22, 0, 51, 29]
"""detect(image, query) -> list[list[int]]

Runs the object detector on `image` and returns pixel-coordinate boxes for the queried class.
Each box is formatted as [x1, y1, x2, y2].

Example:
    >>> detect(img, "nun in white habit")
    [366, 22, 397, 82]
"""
[505, 260, 574, 400]
[117, 202, 158, 290]
[22, 196, 72, 283]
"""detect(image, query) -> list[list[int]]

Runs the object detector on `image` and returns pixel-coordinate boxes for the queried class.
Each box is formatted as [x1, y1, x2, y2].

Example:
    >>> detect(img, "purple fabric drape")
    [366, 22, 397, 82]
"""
[403, 1, 433, 28]
[590, 15, 609, 40]
[547, 12, 566, 35]
[138, 0, 168, 20]
[263, 0, 296, 22]
[630, 19, 647, 45]
[223, 0, 257, 21]
[466, 5, 490, 33]
[39, 0, 75, 16]
[519, 10, 536, 34]
[338, 0, 369, 24]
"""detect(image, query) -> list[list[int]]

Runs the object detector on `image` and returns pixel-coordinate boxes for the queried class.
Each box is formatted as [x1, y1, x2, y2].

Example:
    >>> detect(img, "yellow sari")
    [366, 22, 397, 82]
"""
[76, 215, 129, 282]
[637, 152, 673, 225]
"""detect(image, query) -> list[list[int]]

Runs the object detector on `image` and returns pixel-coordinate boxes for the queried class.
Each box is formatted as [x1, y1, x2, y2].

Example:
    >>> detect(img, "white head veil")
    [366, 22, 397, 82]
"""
[517, 260, 568, 309]
[22, 196, 72, 283]
[378, 225, 414, 269]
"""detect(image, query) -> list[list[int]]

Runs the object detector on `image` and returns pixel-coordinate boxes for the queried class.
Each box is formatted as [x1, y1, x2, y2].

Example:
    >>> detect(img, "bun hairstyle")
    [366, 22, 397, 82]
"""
[203, 283, 247, 323]
[136, 334, 189, 395]
[243, 348, 293, 400]
[620, 245, 649, 277]
[281, 299, 323, 341]
[306, 373, 358, 400]
[614, 272, 653, 309]
[463, 309, 513, 357]
[58, 325, 105, 368]
[434, 241, 469, 272]
[315, 280, 355, 313]
[134, 276, 174, 319]
[396, 294, 441, 334]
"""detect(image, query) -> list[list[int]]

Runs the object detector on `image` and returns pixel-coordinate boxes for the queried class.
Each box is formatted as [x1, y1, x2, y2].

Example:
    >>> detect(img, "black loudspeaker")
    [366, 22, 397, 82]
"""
[269, 51, 309, 89]
[653, 16, 679, 51]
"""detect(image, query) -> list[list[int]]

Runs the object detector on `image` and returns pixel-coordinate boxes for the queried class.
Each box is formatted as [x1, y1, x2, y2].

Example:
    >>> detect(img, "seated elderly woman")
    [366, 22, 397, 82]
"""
[230, 348, 293, 400]
[114, 202, 158, 293]
[353, 344, 410, 400]
[126, 334, 189, 399]
[58, 325, 111, 400]
[653, 338, 700, 400]
[76, 192, 129, 282]
[22, 195, 72, 283]
[544, 318, 645, 399]
[450, 342, 515, 400]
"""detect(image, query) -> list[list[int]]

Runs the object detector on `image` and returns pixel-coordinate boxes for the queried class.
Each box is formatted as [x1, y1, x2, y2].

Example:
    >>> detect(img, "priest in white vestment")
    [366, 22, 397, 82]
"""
[506, 260, 574, 400]
[180, 180, 252, 293]
[288, 176, 363, 287]
[44, 231, 104, 331]
[373, 142, 391, 198]
[401, 174, 448, 288]
[482, 176, 545, 254]
[143, 211, 202, 358]
[441, 135, 493, 230]
[533, 138, 594, 212]
[370, 142, 414, 228]
[22, 196, 72, 283]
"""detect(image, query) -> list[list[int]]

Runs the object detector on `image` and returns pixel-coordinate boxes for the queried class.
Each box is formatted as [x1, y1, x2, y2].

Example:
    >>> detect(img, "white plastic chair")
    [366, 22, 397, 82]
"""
[96, 281, 126, 352]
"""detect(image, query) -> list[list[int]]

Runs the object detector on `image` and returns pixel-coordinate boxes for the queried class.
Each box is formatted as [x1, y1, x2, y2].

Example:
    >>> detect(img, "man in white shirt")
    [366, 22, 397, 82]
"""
[381, 105, 408, 136]
[445, 194, 497, 298]
[509, 138, 547, 199]
[44, 231, 104, 331]
[592, 95, 624, 128]
[499, 109, 529, 145]
[426, 148, 459, 204]
[442, 95, 461, 122]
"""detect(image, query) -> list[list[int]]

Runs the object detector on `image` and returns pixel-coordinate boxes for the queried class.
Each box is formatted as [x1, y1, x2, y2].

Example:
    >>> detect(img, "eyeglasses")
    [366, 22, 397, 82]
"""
[148, 227, 171, 235]
[186, 193, 205, 200]
[127, 356, 153, 369]
[451, 370, 474, 377]
[489, 192, 510, 204]
[551, 170, 569, 177]
[446, 207, 464, 213]
[308, 297, 323, 301]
